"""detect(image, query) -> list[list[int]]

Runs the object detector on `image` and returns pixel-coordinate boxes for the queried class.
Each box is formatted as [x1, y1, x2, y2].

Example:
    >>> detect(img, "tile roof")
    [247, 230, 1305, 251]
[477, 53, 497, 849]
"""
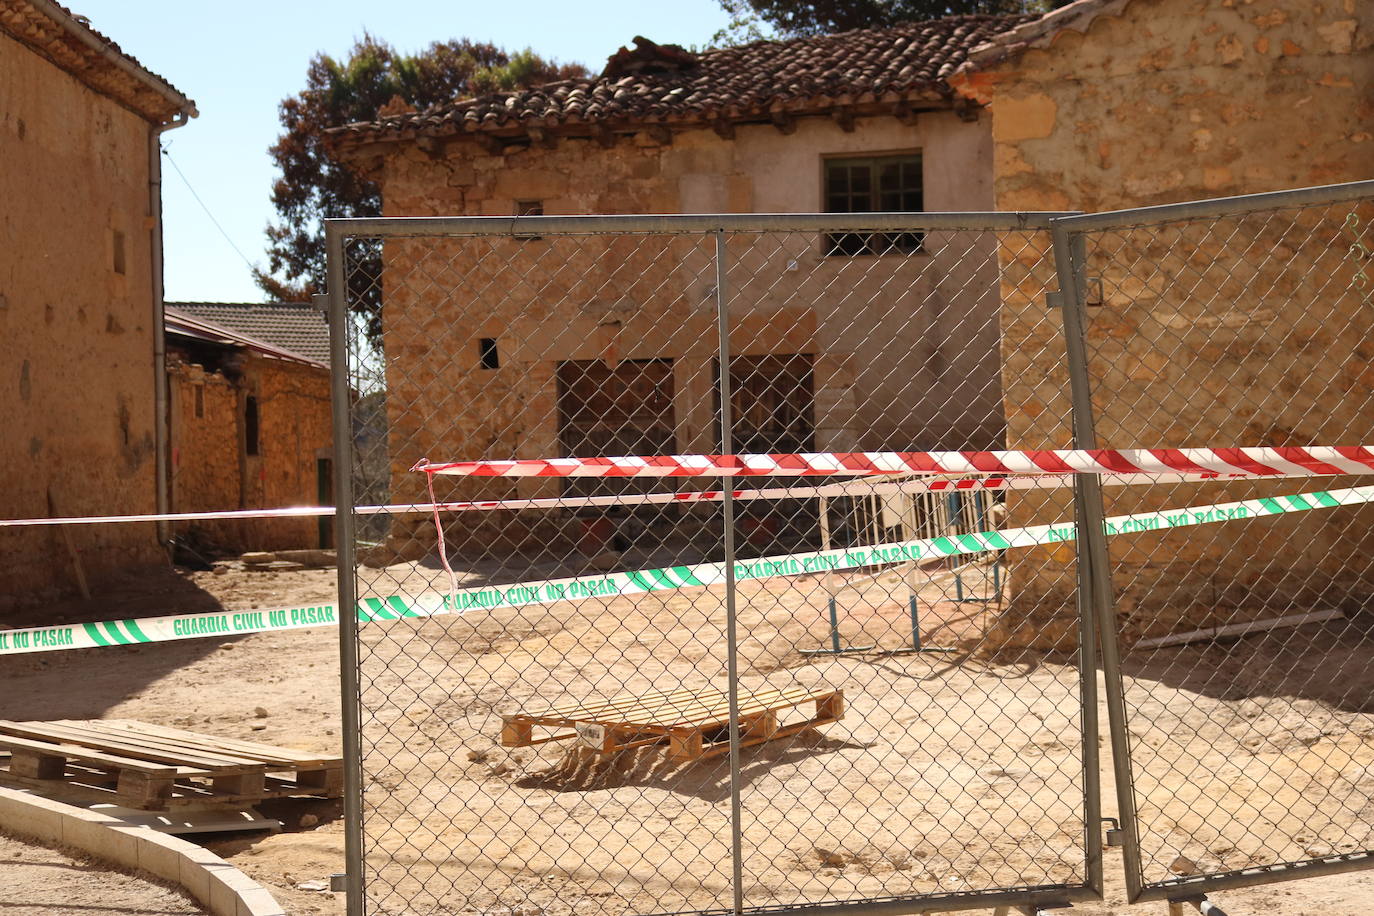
[958, 0, 1133, 74]
[167, 302, 330, 368]
[330, 15, 1035, 149]
[0, 0, 195, 123]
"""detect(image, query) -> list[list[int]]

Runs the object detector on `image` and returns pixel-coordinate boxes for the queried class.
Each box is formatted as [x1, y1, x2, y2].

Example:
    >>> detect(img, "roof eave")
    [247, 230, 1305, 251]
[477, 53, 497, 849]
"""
[329, 85, 960, 156]
[1, 0, 197, 123]
[165, 309, 328, 371]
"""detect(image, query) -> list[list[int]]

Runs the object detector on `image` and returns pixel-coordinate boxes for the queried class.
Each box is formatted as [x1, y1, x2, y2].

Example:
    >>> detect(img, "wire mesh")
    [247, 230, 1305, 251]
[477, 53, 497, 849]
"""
[1063, 188, 1374, 896]
[335, 214, 1094, 916]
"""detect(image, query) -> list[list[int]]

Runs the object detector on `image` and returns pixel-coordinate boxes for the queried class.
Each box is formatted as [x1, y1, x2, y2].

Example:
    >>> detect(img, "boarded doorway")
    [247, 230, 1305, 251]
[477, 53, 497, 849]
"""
[556, 359, 677, 550]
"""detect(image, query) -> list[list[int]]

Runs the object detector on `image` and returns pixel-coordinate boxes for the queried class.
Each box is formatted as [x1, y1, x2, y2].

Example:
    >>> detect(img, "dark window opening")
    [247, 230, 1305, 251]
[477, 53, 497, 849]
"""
[317, 457, 334, 548]
[112, 229, 126, 275]
[194, 386, 204, 418]
[824, 154, 924, 256]
[244, 395, 259, 456]
[479, 338, 500, 369]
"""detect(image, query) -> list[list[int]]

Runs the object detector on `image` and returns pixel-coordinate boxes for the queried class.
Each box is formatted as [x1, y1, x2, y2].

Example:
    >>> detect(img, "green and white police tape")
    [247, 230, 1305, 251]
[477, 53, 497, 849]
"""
[3, 484, 1369, 655]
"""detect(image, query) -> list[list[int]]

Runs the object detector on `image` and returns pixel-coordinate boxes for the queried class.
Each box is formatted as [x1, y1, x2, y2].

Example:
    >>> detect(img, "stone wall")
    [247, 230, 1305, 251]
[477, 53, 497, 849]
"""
[950, 0, 1374, 646]
[168, 356, 332, 553]
[0, 31, 162, 600]
[368, 111, 1010, 556]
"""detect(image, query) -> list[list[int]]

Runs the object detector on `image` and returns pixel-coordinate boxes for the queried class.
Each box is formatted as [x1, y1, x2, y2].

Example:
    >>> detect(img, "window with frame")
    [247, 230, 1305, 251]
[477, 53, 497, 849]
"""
[824, 153, 924, 256]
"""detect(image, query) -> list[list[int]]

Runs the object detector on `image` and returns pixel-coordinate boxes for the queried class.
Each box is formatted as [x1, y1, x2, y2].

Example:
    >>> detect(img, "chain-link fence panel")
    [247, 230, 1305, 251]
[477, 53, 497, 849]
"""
[329, 212, 1099, 916]
[1056, 181, 1374, 901]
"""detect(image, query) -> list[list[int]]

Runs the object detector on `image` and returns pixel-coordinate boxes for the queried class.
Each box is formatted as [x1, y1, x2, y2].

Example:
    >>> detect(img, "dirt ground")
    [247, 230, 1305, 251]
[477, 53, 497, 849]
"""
[0, 828, 206, 915]
[1, 560, 1373, 916]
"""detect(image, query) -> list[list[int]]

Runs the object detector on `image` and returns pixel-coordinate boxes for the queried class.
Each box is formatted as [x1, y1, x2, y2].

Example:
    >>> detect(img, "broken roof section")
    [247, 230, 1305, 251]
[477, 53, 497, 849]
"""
[329, 14, 1035, 151]
[0, 0, 195, 123]
[165, 304, 329, 370]
[958, 0, 1133, 74]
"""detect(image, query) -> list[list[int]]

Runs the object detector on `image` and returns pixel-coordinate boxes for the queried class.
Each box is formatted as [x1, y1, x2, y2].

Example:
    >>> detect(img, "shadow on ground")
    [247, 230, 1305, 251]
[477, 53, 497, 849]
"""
[1119, 609, 1374, 713]
[0, 564, 244, 721]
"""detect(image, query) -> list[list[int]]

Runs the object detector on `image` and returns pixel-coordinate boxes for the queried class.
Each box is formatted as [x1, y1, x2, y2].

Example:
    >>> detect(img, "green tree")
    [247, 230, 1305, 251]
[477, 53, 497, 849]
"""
[715, 0, 1068, 41]
[257, 34, 585, 325]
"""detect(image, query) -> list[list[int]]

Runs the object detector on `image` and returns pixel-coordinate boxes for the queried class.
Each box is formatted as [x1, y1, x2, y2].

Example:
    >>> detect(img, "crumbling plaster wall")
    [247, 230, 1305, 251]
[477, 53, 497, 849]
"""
[0, 31, 162, 601]
[950, 0, 1374, 647]
[373, 111, 1004, 554]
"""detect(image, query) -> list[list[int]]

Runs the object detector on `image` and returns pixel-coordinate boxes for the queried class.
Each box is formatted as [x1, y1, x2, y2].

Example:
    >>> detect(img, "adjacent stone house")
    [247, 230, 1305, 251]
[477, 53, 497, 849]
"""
[165, 303, 334, 553]
[945, 0, 1373, 645]
[0, 1, 195, 600]
[332, 0, 1372, 638]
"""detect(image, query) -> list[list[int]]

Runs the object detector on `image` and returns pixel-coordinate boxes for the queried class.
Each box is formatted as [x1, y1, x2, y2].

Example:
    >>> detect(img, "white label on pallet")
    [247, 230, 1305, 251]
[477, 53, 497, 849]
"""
[575, 722, 606, 750]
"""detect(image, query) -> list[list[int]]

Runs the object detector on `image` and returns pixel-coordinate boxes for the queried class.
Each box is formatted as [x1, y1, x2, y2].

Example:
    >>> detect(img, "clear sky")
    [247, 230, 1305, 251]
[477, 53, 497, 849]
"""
[74, 1, 741, 303]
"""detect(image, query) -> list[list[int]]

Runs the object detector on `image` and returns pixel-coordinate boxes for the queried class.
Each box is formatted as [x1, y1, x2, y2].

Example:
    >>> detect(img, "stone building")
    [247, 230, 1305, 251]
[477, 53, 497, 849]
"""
[165, 303, 334, 554]
[946, 0, 1374, 645]
[332, 0, 1373, 638]
[331, 16, 1029, 557]
[0, 1, 195, 600]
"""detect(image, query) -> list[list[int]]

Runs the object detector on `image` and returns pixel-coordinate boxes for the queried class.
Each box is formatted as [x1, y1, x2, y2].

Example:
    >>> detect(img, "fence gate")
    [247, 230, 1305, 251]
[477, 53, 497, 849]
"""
[1053, 182, 1374, 904]
[327, 212, 1101, 915]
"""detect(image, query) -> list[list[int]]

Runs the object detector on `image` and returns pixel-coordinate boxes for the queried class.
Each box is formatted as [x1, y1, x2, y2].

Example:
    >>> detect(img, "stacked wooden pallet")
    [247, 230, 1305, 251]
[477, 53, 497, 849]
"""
[501, 684, 844, 760]
[0, 719, 342, 810]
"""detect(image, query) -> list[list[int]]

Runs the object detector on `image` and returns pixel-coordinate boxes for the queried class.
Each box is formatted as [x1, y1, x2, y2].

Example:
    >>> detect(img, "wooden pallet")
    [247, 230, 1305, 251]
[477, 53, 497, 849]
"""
[0, 719, 343, 810]
[501, 685, 843, 761]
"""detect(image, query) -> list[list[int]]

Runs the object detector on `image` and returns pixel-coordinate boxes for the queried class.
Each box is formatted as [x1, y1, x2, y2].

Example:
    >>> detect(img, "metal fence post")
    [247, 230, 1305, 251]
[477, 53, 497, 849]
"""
[1070, 477, 1103, 899]
[714, 229, 747, 916]
[1051, 220, 1143, 901]
[326, 221, 366, 916]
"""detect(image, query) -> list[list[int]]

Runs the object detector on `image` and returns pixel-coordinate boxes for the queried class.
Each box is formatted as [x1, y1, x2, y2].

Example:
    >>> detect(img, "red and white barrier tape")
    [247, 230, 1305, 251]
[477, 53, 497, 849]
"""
[0, 473, 1250, 530]
[416, 447, 1374, 480]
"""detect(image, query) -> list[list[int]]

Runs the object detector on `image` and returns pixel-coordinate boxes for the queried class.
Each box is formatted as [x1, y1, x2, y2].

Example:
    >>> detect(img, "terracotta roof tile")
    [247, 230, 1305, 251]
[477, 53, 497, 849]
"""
[331, 15, 1035, 147]
[958, 0, 1133, 74]
[167, 302, 330, 367]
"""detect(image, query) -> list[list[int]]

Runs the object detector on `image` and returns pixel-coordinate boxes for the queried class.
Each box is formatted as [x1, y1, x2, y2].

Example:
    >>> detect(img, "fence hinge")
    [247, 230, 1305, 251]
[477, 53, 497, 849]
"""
[1046, 282, 1103, 310]
[312, 292, 330, 313]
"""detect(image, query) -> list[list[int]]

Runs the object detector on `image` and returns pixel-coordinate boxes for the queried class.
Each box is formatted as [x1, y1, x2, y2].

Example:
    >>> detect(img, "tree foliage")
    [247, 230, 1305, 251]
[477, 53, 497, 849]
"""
[257, 35, 585, 309]
[715, 0, 1068, 42]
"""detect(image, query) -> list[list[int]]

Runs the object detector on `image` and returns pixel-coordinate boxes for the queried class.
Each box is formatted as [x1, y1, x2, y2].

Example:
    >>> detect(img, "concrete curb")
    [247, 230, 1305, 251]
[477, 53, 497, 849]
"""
[0, 787, 286, 916]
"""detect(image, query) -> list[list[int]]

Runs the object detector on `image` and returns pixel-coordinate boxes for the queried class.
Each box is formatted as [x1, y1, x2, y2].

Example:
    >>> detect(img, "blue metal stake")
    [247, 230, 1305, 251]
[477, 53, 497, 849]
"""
[829, 597, 842, 653]
[892, 594, 955, 654]
[801, 595, 874, 655]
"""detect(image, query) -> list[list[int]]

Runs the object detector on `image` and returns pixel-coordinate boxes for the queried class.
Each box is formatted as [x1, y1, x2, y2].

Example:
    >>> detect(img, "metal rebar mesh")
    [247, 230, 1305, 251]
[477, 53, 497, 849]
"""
[1069, 192, 1374, 893]
[337, 215, 1095, 915]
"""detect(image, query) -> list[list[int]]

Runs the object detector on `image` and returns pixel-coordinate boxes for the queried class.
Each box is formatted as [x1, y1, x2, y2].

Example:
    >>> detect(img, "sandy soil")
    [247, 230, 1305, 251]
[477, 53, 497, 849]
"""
[0, 828, 206, 915]
[1, 561, 1372, 916]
